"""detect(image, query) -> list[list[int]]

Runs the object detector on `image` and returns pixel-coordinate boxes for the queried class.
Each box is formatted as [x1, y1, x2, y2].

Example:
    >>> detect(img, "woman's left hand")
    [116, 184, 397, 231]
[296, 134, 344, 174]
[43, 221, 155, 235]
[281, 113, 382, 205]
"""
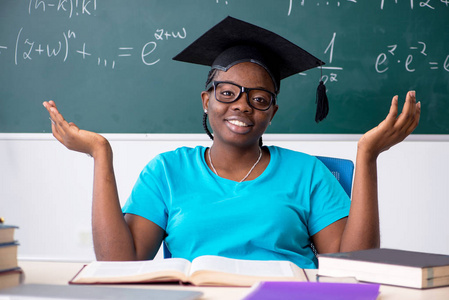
[358, 91, 421, 160]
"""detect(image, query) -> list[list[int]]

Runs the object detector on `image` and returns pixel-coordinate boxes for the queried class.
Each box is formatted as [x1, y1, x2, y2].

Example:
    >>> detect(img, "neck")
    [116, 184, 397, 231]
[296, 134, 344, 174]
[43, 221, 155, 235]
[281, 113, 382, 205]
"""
[207, 142, 265, 182]
[210, 142, 261, 166]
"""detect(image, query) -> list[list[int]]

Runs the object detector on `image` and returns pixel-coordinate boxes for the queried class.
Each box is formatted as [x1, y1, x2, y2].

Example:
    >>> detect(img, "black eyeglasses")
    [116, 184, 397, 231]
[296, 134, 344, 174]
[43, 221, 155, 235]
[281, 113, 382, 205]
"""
[207, 81, 276, 111]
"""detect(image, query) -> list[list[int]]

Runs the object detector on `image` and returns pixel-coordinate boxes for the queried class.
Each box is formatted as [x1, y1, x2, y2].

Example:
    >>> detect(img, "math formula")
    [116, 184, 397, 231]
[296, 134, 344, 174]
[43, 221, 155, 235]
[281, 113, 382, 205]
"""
[380, 0, 449, 10]
[288, 0, 449, 15]
[0, 1, 447, 79]
[1, 0, 448, 135]
[375, 42, 449, 73]
[3, 26, 187, 69]
[1, 1, 188, 70]
[28, 0, 98, 18]
[319, 33, 343, 85]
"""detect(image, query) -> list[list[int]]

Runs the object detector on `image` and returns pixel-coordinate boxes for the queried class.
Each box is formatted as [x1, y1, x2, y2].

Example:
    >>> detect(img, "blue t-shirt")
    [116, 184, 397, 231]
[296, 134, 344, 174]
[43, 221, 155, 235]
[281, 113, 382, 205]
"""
[122, 145, 350, 268]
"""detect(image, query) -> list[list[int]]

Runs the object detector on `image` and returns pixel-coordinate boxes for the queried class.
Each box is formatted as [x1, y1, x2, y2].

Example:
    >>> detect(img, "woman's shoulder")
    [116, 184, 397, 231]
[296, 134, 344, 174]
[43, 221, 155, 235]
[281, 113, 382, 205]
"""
[149, 146, 206, 165]
[267, 145, 317, 162]
[160, 145, 205, 158]
[140, 146, 206, 174]
[266, 146, 320, 173]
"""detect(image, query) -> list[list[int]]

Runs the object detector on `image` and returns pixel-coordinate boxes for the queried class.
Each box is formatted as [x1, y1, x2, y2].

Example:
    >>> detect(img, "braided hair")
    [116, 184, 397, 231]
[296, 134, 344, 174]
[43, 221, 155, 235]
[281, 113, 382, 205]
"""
[202, 68, 263, 147]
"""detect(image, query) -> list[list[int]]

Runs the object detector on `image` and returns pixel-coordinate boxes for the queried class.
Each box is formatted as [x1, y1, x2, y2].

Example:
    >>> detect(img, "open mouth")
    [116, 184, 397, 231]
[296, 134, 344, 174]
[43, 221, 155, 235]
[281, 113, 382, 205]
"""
[227, 119, 250, 127]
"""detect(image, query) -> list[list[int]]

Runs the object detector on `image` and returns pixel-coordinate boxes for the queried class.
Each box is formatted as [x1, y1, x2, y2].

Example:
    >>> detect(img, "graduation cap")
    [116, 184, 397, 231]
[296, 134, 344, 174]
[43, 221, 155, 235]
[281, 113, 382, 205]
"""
[173, 16, 329, 122]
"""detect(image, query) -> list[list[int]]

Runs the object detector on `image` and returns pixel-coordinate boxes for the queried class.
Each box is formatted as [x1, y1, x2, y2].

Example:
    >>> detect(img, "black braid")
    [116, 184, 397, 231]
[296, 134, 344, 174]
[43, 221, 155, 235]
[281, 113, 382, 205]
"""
[203, 112, 214, 141]
[202, 69, 218, 140]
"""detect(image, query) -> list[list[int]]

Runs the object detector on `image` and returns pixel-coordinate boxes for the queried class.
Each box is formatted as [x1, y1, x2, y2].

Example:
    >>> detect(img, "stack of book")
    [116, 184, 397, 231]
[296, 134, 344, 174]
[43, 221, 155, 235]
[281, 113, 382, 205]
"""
[0, 221, 23, 290]
[317, 248, 449, 289]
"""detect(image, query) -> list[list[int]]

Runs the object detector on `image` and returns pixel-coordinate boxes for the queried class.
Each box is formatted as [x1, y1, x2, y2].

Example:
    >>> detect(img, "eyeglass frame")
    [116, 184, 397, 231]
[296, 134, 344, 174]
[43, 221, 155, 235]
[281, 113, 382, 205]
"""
[206, 81, 277, 111]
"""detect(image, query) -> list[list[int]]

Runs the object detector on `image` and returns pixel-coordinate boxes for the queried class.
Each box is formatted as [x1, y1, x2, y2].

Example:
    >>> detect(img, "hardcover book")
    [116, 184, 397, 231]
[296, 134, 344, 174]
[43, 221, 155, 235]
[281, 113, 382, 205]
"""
[0, 243, 19, 272]
[0, 268, 24, 290]
[318, 248, 449, 289]
[0, 224, 18, 245]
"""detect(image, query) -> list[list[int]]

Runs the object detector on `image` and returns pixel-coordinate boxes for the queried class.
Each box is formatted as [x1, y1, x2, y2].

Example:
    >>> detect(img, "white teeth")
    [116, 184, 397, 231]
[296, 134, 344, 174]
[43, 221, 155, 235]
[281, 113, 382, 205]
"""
[228, 120, 248, 127]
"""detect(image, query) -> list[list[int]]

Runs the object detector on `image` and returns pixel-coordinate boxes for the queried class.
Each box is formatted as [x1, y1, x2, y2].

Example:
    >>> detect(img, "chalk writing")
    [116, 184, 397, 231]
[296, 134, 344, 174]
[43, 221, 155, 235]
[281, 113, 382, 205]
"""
[216, 0, 229, 5]
[288, 0, 357, 16]
[4, 26, 187, 69]
[320, 32, 343, 85]
[289, 0, 448, 15]
[154, 28, 187, 41]
[0, 1, 444, 83]
[76, 43, 90, 59]
[118, 47, 133, 57]
[141, 42, 159, 66]
[28, 0, 97, 18]
[380, 0, 449, 10]
[14, 27, 76, 65]
[375, 41, 449, 73]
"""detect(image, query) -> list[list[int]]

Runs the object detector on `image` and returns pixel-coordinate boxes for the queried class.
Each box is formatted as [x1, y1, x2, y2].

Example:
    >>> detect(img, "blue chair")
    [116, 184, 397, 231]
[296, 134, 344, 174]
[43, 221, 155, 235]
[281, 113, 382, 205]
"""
[315, 156, 354, 198]
[163, 155, 354, 259]
[312, 156, 354, 255]
[163, 240, 172, 259]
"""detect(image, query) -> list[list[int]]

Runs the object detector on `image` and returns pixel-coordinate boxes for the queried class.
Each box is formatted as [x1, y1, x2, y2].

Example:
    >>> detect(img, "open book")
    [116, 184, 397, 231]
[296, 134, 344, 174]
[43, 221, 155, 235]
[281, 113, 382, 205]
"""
[70, 255, 307, 287]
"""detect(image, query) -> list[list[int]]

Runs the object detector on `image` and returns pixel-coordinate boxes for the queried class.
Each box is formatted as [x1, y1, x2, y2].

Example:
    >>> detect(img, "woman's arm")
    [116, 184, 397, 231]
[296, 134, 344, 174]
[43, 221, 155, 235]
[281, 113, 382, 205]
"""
[43, 101, 164, 260]
[313, 91, 421, 253]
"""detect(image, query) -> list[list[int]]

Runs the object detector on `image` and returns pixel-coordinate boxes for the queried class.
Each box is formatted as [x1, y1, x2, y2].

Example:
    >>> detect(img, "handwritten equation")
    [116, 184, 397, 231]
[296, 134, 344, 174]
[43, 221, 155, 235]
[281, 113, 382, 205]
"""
[0, 26, 187, 69]
[319, 32, 343, 85]
[303, 33, 449, 85]
[1, 0, 447, 78]
[288, 0, 357, 15]
[28, 0, 98, 18]
[380, 0, 449, 10]
[375, 42, 449, 73]
[288, 0, 449, 15]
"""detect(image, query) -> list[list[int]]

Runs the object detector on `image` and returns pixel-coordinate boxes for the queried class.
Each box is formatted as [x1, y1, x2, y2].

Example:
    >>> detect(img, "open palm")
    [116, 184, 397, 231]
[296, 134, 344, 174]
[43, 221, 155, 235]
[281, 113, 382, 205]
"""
[43, 100, 108, 157]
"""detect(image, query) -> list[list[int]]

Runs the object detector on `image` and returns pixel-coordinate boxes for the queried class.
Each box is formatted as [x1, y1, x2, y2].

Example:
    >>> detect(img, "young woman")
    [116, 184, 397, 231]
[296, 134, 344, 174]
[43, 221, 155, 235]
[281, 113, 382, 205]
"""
[42, 17, 420, 268]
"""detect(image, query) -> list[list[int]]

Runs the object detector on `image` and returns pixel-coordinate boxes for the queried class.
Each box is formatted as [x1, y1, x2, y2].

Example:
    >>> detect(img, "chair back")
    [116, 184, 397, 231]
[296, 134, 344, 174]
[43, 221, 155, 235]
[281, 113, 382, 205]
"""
[163, 241, 172, 259]
[163, 155, 355, 259]
[315, 156, 354, 198]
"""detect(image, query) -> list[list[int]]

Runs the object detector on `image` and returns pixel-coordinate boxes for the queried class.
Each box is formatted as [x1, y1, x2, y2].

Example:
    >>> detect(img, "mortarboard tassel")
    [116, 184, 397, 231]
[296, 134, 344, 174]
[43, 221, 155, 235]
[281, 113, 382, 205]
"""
[315, 80, 329, 123]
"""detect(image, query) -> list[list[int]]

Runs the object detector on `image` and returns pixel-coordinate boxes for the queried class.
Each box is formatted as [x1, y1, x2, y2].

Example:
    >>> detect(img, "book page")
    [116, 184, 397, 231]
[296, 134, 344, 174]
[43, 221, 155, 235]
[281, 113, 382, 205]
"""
[189, 255, 295, 277]
[76, 258, 191, 280]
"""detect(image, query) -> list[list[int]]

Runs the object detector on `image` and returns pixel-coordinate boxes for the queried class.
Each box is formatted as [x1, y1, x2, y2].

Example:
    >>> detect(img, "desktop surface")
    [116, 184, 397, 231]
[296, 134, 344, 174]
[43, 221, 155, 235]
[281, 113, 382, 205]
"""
[13, 260, 449, 300]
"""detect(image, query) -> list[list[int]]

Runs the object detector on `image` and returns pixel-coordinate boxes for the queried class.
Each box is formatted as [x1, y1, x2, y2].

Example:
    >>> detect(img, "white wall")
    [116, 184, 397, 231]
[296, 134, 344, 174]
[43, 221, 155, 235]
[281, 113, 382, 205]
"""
[1, 134, 448, 262]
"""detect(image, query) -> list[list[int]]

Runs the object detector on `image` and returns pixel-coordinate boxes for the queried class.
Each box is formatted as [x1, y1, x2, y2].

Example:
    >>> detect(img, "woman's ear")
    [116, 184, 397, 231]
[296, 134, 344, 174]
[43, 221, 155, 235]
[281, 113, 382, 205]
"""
[201, 91, 210, 113]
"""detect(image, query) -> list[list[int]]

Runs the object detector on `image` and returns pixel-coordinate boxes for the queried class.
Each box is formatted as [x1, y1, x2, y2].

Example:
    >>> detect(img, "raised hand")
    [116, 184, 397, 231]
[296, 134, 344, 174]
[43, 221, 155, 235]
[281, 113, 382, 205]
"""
[43, 100, 109, 158]
[358, 91, 421, 160]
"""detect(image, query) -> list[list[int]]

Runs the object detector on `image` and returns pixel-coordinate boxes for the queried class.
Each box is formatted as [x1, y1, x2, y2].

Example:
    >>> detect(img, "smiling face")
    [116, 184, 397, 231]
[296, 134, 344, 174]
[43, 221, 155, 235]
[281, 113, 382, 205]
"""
[202, 62, 279, 148]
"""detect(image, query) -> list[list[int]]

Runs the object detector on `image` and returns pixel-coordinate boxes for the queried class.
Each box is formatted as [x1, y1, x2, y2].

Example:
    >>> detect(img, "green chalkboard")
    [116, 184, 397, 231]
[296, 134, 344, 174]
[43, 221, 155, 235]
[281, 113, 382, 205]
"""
[0, 0, 448, 134]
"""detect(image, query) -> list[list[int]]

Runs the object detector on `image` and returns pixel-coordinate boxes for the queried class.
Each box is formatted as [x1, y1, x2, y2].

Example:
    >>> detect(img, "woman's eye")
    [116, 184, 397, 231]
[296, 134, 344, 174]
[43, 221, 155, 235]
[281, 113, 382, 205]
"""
[253, 97, 268, 104]
[221, 91, 234, 97]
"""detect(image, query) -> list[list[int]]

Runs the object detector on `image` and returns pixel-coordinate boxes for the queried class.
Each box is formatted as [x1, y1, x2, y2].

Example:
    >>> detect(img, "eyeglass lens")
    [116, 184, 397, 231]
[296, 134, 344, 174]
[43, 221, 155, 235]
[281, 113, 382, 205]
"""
[214, 82, 274, 111]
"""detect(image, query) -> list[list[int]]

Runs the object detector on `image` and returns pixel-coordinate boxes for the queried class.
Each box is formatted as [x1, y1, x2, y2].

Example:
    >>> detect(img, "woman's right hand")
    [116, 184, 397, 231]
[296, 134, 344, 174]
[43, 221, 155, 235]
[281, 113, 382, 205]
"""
[43, 100, 110, 158]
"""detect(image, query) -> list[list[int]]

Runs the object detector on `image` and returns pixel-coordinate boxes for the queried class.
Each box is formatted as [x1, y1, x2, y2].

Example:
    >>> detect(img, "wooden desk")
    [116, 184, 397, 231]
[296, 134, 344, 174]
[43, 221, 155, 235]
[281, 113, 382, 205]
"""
[18, 260, 449, 300]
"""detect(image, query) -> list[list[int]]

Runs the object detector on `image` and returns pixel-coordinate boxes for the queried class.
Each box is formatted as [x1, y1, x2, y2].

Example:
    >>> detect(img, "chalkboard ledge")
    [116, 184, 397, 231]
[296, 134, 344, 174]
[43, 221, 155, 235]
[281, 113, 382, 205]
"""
[0, 133, 447, 142]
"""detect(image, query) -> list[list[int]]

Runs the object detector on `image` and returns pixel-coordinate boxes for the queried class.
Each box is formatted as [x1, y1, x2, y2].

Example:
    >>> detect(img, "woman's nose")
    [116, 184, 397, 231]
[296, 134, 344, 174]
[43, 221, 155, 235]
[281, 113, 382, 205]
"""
[230, 91, 252, 112]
